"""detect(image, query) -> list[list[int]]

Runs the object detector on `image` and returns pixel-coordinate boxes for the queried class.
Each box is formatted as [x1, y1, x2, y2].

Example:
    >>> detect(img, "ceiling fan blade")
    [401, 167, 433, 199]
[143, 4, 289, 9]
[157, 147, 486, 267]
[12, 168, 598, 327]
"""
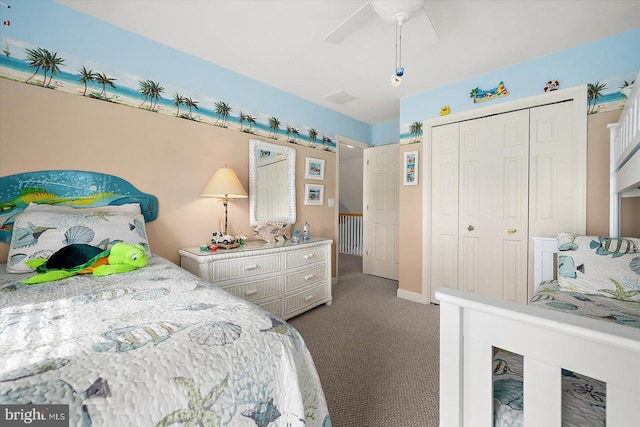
[420, 5, 439, 43]
[324, 0, 376, 44]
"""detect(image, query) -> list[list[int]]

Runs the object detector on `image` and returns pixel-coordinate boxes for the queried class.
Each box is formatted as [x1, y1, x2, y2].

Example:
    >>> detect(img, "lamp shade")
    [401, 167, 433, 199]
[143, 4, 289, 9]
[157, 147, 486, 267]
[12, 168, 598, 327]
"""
[201, 167, 248, 199]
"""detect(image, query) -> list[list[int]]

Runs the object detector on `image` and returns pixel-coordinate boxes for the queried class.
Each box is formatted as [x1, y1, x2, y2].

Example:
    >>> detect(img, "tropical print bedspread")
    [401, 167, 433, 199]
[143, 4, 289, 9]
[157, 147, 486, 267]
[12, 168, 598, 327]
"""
[493, 281, 640, 427]
[0, 256, 331, 427]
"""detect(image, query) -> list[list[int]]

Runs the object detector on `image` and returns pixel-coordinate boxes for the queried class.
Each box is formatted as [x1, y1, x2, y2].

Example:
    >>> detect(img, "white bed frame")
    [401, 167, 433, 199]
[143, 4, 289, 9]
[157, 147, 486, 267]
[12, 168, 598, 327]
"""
[609, 72, 640, 237]
[436, 71, 640, 427]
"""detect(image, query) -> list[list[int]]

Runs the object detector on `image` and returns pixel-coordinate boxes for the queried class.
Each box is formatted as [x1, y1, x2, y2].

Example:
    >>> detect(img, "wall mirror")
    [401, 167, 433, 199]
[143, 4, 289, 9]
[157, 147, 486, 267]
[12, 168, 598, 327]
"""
[249, 138, 296, 226]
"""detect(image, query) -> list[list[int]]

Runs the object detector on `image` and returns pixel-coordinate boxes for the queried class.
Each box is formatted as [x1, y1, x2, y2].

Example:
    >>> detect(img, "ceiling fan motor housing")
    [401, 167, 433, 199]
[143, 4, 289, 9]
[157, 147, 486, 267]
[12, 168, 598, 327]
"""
[371, 0, 424, 25]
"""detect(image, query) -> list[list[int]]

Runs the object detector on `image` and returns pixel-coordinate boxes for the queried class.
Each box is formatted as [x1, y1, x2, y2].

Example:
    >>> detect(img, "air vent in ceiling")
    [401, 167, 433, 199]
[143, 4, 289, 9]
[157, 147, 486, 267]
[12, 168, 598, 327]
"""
[323, 90, 358, 105]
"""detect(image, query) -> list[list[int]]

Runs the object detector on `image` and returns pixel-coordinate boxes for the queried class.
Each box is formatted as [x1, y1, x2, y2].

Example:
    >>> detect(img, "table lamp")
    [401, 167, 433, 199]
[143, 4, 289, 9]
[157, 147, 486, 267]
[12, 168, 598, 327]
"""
[201, 166, 248, 235]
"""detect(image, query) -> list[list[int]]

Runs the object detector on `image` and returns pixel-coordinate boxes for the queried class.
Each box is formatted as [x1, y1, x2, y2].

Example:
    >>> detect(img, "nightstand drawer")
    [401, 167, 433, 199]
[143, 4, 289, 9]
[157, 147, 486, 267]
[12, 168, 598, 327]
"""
[284, 283, 327, 317]
[285, 245, 327, 269]
[284, 265, 326, 292]
[222, 277, 281, 302]
[214, 254, 280, 281]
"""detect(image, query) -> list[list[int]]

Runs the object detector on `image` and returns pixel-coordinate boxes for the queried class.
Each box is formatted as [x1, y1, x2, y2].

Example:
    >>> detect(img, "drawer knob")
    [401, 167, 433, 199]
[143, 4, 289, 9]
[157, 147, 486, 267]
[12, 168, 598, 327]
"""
[304, 294, 314, 302]
[304, 254, 314, 260]
[245, 264, 258, 270]
[304, 274, 314, 280]
[245, 289, 258, 296]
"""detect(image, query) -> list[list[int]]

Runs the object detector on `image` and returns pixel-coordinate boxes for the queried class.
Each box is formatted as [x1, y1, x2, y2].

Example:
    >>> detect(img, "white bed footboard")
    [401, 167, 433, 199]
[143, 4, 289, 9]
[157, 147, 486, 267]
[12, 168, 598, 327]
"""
[437, 288, 640, 426]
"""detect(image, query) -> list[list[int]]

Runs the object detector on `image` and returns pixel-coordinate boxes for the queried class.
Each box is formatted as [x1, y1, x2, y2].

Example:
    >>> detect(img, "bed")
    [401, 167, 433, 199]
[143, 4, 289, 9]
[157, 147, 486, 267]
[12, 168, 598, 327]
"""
[0, 170, 331, 427]
[437, 71, 640, 427]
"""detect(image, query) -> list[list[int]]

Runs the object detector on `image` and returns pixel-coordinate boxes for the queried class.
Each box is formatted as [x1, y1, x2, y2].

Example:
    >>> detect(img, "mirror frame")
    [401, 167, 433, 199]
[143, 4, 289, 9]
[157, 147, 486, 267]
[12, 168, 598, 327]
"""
[249, 138, 296, 226]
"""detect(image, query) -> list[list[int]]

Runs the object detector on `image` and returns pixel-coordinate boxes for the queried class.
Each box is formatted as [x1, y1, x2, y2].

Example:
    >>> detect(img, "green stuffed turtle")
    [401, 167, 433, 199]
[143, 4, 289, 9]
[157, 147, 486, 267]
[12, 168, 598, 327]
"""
[22, 242, 148, 284]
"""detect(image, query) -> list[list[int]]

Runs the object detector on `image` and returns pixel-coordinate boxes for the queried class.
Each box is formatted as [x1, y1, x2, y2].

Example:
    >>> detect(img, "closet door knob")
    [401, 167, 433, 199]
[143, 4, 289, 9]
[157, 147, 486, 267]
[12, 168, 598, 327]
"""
[467, 225, 475, 231]
[508, 228, 517, 234]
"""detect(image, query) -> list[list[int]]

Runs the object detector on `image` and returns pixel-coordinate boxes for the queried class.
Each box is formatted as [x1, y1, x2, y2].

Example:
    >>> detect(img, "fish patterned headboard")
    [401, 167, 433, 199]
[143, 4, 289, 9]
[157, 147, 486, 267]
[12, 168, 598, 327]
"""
[0, 170, 158, 243]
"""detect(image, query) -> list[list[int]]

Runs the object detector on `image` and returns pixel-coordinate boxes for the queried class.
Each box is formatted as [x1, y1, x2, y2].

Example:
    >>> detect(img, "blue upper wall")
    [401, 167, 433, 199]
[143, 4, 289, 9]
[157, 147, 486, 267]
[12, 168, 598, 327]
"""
[372, 119, 400, 146]
[0, 0, 371, 146]
[2, 2, 638, 147]
[399, 28, 640, 141]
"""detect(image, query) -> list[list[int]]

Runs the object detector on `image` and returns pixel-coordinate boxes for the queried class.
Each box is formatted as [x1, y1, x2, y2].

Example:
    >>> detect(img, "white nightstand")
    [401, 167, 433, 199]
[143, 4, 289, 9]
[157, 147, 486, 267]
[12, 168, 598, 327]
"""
[179, 238, 332, 319]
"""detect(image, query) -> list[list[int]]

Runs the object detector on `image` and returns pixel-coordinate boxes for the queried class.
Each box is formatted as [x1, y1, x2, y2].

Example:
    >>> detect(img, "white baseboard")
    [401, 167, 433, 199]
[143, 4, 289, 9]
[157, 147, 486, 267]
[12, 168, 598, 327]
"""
[397, 288, 429, 304]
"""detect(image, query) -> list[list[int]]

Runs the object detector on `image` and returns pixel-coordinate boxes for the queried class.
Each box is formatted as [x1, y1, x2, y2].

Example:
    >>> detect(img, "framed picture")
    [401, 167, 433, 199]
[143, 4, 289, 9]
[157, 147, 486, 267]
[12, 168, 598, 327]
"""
[403, 150, 418, 186]
[304, 183, 324, 206]
[305, 157, 325, 180]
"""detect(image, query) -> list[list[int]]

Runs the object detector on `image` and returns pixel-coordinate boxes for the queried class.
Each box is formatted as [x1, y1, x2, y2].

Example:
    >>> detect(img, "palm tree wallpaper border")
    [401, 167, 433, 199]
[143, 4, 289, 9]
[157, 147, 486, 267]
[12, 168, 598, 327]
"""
[587, 79, 635, 115]
[0, 45, 338, 152]
[9, 45, 629, 146]
[398, 74, 635, 145]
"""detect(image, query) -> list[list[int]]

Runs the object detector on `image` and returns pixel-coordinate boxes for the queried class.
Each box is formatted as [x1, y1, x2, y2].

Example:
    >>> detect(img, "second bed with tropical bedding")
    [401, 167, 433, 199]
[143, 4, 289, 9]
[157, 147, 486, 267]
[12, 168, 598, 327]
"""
[493, 233, 640, 427]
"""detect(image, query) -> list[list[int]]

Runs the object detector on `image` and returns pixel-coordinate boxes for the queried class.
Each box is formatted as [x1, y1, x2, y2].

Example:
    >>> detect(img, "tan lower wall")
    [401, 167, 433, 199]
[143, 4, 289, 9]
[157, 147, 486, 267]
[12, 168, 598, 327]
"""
[398, 144, 423, 294]
[586, 109, 640, 237]
[621, 196, 640, 236]
[0, 78, 337, 275]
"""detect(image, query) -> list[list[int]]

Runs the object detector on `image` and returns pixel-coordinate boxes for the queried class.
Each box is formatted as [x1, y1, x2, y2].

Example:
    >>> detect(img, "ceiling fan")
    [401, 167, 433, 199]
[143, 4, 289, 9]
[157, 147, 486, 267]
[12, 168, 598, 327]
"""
[324, 1, 438, 86]
[323, 0, 438, 45]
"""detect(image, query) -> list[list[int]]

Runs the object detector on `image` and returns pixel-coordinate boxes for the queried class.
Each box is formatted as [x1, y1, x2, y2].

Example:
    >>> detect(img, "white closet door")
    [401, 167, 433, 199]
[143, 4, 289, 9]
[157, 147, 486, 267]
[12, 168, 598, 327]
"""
[493, 110, 530, 303]
[528, 100, 581, 298]
[425, 89, 585, 304]
[529, 101, 579, 236]
[430, 123, 460, 301]
[459, 110, 529, 303]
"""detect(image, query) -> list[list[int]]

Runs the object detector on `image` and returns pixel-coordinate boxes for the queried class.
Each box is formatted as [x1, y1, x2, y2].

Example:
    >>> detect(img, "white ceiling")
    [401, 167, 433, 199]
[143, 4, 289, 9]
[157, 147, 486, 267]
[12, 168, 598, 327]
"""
[59, 0, 640, 125]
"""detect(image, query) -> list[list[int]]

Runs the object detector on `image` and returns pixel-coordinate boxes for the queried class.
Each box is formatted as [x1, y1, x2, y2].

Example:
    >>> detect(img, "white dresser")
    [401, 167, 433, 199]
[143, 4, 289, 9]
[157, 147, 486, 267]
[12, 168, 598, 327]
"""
[179, 238, 332, 320]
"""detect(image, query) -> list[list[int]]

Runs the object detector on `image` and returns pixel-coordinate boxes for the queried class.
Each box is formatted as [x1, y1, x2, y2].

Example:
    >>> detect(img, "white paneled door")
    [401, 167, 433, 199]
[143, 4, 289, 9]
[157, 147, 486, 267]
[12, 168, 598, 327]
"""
[430, 110, 530, 303]
[363, 144, 399, 280]
[458, 110, 529, 303]
[425, 88, 586, 304]
[430, 123, 460, 301]
[529, 101, 579, 237]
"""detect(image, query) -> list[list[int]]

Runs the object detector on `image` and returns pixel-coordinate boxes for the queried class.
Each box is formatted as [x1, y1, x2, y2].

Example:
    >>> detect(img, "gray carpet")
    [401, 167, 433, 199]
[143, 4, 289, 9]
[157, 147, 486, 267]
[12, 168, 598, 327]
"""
[288, 254, 440, 427]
